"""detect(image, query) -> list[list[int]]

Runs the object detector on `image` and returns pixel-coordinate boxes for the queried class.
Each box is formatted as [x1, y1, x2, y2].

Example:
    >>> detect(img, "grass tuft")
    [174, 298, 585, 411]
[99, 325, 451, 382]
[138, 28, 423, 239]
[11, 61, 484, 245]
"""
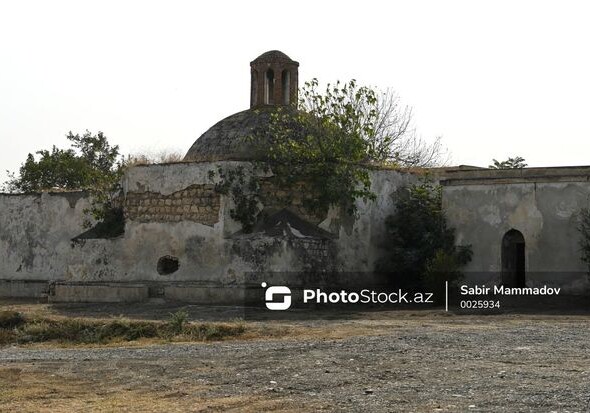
[168, 310, 189, 334]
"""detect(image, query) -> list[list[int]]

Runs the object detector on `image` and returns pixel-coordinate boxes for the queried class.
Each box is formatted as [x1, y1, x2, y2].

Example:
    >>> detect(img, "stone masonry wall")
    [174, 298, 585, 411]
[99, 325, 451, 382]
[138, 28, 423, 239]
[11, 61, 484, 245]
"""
[124, 177, 319, 227]
[124, 184, 220, 226]
[258, 179, 322, 224]
[442, 167, 590, 293]
[0, 162, 420, 301]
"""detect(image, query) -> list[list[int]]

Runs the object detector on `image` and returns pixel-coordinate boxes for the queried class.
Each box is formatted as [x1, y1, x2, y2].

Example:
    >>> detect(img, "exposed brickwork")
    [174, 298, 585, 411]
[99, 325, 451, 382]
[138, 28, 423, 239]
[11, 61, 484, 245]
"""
[258, 179, 323, 224]
[124, 178, 324, 227]
[250, 50, 299, 108]
[296, 238, 331, 259]
[124, 184, 220, 226]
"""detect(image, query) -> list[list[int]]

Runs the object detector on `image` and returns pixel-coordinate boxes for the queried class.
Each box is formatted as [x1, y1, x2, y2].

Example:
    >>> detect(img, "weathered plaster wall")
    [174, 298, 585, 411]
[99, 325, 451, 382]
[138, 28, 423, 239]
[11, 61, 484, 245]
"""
[0, 191, 90, 281]
[325, 169, 417, 273]
[121, 162, 415, 280]
[0, 161, 414, 301]
[6, 162, 587, 300]
[443, 178, 590, 293]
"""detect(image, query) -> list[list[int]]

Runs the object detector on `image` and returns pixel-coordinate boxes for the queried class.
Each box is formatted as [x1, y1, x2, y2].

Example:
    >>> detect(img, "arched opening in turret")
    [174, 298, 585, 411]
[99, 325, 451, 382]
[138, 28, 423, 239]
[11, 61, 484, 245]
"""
[282, 70, 291, 105]
[265, 69, 275, 105]
[251, 70, 258, 108]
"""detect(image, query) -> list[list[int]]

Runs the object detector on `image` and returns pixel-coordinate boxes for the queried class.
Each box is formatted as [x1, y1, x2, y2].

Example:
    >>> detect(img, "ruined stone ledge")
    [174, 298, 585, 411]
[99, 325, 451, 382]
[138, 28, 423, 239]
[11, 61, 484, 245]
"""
[441, 166, 590, 186]
[0, 280, 48, 298]
[164, 286, 245, 305]
[49, 282, 149, 303]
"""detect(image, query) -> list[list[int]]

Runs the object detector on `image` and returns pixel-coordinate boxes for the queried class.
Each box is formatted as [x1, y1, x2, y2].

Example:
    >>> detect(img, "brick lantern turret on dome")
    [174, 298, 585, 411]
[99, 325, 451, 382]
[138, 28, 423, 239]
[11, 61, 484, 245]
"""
[184, 50, 298, 162]
[250, 50, 299, 108]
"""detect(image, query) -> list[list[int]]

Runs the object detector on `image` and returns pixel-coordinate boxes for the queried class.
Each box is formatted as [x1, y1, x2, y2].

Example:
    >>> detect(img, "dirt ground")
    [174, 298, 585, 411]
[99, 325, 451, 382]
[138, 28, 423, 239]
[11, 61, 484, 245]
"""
[1, 300, 590, 412]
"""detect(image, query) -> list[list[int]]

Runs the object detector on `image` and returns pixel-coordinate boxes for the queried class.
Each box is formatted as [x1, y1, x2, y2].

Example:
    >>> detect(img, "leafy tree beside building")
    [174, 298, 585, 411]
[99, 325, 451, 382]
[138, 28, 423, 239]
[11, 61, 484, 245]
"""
[376, 180, 472, 301]
[4, 130, 124, 233]
[4, 130, 121, 193]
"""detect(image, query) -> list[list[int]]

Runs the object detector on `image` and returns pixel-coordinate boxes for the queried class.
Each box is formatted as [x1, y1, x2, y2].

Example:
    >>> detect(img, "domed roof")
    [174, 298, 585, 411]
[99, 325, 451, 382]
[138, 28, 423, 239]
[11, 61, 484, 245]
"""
[184, 51, 299, 162]
[184, 107, 277, 162]
[251, 50, 297, 65]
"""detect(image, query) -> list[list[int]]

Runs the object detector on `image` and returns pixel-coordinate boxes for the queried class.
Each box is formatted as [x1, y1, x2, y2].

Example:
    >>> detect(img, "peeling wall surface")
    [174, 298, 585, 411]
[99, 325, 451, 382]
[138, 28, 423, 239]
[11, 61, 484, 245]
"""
[0, 161, 415, 302]
[442, 167, 590, 293]
[0, 192, 90, 281]
[3, 163, 589, 301]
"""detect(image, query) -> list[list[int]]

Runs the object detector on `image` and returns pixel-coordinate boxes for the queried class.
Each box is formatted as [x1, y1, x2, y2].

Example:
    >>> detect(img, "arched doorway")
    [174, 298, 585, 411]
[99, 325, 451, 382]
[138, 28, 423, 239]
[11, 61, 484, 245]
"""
[501, 229, 525, 287]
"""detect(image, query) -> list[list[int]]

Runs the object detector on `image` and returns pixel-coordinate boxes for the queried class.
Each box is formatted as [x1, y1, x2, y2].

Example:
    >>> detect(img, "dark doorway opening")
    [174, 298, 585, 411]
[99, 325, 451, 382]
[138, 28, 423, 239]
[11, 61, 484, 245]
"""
[501, 229, 525, 287]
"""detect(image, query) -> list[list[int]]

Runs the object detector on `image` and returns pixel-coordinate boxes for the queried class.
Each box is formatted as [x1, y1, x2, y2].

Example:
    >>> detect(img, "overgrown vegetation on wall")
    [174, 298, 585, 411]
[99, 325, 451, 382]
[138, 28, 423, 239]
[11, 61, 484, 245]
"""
[376, 180, 472, 300]
[209, 79, 445, 231]
[4, 131, 121, 193]
[211, 165, 261, 232]
[489, 156, 527, 169]
[251, 79, 445, 219]
[3, 130, 125, 236]
[258, 80, 377, 217]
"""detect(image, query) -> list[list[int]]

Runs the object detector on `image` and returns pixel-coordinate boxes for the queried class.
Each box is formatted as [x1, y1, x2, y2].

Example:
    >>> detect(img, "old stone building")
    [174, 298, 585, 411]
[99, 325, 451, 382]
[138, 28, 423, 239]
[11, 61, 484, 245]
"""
[0, 51, 414, 302]
[442, 166, 590, 293]
[0, 50, 589, 302]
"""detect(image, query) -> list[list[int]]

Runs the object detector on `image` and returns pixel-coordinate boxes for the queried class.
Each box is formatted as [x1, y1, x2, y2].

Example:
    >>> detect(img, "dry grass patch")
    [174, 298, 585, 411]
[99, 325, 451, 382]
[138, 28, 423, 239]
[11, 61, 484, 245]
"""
[0, 310, 248, 346]
[0, 367, 311, 413]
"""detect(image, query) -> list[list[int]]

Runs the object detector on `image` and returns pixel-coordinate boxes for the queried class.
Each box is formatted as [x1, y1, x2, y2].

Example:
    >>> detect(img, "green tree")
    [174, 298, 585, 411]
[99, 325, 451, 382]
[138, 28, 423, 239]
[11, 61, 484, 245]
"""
[376, 180, 472, 294]
[5, 148, 90, 193]
[261, 79, 377, 216]
[5, 130, 121, 192]
[260, 79, 443, 216]
[4, 131, 124, 232]
[489, 156, 527, 169]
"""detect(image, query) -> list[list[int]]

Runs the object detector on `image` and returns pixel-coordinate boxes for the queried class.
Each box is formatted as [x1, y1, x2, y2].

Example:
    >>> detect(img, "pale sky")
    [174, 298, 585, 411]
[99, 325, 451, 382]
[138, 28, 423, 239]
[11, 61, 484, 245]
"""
[1, 0, 589, 184]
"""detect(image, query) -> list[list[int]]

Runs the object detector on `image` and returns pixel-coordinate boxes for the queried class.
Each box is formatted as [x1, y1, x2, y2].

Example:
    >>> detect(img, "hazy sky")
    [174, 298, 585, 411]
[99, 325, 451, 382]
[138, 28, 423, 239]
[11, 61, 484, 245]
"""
[1, 0, 589, 183]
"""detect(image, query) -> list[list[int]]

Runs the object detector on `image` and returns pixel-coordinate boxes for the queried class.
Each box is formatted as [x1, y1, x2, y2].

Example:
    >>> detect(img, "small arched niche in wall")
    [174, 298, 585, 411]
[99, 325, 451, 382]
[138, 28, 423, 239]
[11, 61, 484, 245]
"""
[157, 255, 179, 275]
